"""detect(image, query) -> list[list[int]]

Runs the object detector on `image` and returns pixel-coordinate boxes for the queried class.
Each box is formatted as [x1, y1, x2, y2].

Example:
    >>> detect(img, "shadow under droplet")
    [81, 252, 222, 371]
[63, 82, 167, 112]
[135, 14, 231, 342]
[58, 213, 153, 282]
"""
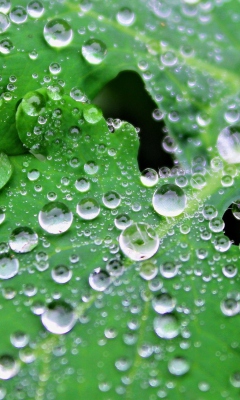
[93, 71, 173, 172]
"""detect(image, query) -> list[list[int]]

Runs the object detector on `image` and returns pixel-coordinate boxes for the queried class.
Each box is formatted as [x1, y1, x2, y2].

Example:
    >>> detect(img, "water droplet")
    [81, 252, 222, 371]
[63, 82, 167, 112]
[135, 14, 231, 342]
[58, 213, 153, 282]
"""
[159, 261, 178, 278]
[224, 108, 239, 124]
[190, 173, 206, 189]
[75, 177, 90, 192]
[51, 265, 72, 284]
[10, 332, 29, 348]
[0, 0, 11, 14]
[47, 84, 63, 100]
[152, 184, 186, 217]
[119, 222, 159, 261]
[44, 18, 73, 48]
[139, 261, 158, 280]
[27, 169, 40, 181]
[232, 200, 240, 220]
[0, 12, 10, 33]
[161, 51, 177, 66]
[70, 87, 86, 102]
[221, 174, 233, 187]
[0, 38, 13, 54]
[102, 191, 121, 209]
[114, 214, 132, 230]
[84, 161, 98, 174]
[89, 268, 111, 291]
[140, 168, 158, 187]
[0, 209, 5, 225]
[0, 355, 19, 380]
[222, 264, 237, 278]
[168, 357, 190, 376]
[116, 7, 135, 26]
[106, 258, 124, 277]
[153, 314, 180, 339]
[9, 227, 38, 253]
[81, 39, 107, 65]
[220, 297, 240, 316]
[10, 6, 27, 24]
[83, 105, 102, 123]
[38, 201, 73, 234]
[76, 198, 100, 220]
[217, 125, 240, 164]
[230, 372, 240, 388]
[214, 235, 231, 252]
[152, 293, 176, 314]
[162, 136, 177, 153]
[27, 0, 44, 18]
[0, 255, 19, 280]
[22, 91, 45, 116]
[209, 217, 224, 233]
[41, 301, 76, 334]
[115, 357, 131, 371]
[202, 205, 217, 220]
[49, 62, 61, 75]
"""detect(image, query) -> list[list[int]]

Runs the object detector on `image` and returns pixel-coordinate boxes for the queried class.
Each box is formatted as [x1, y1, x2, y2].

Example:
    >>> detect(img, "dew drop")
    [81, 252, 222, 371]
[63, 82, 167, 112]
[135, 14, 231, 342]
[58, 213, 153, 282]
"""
[217, 125, 240, 164]
[139, 261, 158, 280]
[89, 268, 111, 291]
[22, 91, 45, 116]
[106, 258, 124, 277]
[0, 0, 11, 14]
[70, 87, 86, 102]
[161, 51, 177, 66]
[27, 0, 44, 18]
[119, 222, 159, 261]
[230, 372, 240, 388]
[220, 297, 240, 316]
[168, 357, 190, 376]
[27, 169, 40, 181]
[153, 314, 180, 339]
[81, 39, 107, 65]
[38, 201, 73, 234]
[83, 105, 102, 123]
[152, 184, 186, 217]
[44, 18, 73, 48]
[10, 6, 27, 24]
[0, 209, 5, 225]
[102, 191, 121, 209]
[75, 177, 90, 192]
[51, 265, 72, 284]
[222, 264, 237, 278]
[47, 84, 63, 100]
[84, 161, 98, 174]
[202, 205, 217, 220]
[0, 355, 19, 380]
[116, 7, 135, 26]
[76, 198, 100, 220]
[209, 217, 224, 233]
[214, 235, 231, 252]
[140, 168, 158, 187]
[0, 255, 19, 280]
[41, 301, 76, 334]
[9, 227, 38, 253]
[0, 12, 10, 33]
[152, 293, 176, 314]
[0, 38, 13, 54]
[49, 62, 61, 75]
[10, 332, 29, 348]
[232, 200, 240, 220]
[114, 214, 132, 230]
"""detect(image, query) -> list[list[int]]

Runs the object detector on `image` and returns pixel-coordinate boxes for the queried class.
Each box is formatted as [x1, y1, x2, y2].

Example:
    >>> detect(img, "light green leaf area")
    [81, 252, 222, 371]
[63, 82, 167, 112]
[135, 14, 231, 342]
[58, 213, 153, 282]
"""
[0, 0, 240, 399]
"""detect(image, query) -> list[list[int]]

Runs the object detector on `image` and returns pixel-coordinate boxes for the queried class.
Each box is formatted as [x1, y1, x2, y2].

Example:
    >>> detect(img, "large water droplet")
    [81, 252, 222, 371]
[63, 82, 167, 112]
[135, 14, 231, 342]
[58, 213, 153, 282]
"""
[22, 91, 45, 116]
[152, 184, 186, 217]
[38, 202, 73, 234]
[82, 39, 107, 65]
[217, 125, 240, 164]
[0, 38, 13, 54]
[230, 372, 240, 388]
[10, 332, 29, 348]
[119, 222, 159, 261]
[27, 0, 44, 18]
[75, 177, 90, 192]
[168, 357, 190, 376]
[41, 301, 76, 334]
[0, 0, 11, 14]
[76, 198, 100, 220]
[0, 355, 19, 380]
[89, 268, 111, 291]
[10, 6, 27, 24]
[0, 12, 10, 33]
[83, 105, 102, 123]
[153, 314, 180, 339]
[0, 255, 19, 280]
[140, 168, 158, 187]
[9, 227, 38, 253]
[116, 7, 135, 26]
[220, 297, 240, 316]
[44, 18, 73, 48]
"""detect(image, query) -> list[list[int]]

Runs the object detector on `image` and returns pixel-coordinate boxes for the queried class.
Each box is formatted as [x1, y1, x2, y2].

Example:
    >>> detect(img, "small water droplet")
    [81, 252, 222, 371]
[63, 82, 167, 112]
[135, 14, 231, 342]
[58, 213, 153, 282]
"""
[153, 314, 180, 339]
[49, 62, 61, 75]
[27, 0, 44, 18]
[76, 198, 100, 220]
[0, 0, 11, 14]
[116, 7, 135, 26]
[10, 332, 29, 348]
[114, 214, 132, 230]
[0, 355, 19, 380]
[152, 184, 186, 217]
[51, 265, 72, 284]
[217, 125, 240, 164]
[83, 105, 102, 123]
[222, 264, 237, 278]
[82, 39, 107, 65]
[152, 293, 176, 314]
[0, 209, 5, 225]
[41, 301, 76, 334]
[102, 191, 121, 209]
[75, 177, 90, 192]
[22, 91, 45, 116]
[0, 12, 10, 33]
[84, 161, 98, 174]
[232, 200, 240, 220]
[44, 18, 73, 48]
[168, 357, 190, 376]
[139, 261, 158, 280]
[38, 201, 73, 234]
[89, 268, 111, 291]
[220, 297, 240, 316]
[230, 372, 240, 388]
[0, 38, 13, 54]
[119, 222, 159, 261]
[10, 6, 27, 24]
[0, 255, 19, 280]
[140, 168, 158, 187]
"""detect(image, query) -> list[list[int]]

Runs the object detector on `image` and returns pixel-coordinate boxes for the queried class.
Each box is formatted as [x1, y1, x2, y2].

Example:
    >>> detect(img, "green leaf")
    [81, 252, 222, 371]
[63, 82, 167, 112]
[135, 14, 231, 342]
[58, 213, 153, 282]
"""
[0, 1, 240, 399]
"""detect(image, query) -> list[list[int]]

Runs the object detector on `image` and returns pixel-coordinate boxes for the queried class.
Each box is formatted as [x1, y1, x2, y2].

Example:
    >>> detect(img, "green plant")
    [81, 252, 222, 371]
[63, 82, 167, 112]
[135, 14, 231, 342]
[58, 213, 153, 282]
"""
[0, 0, 240, 399]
